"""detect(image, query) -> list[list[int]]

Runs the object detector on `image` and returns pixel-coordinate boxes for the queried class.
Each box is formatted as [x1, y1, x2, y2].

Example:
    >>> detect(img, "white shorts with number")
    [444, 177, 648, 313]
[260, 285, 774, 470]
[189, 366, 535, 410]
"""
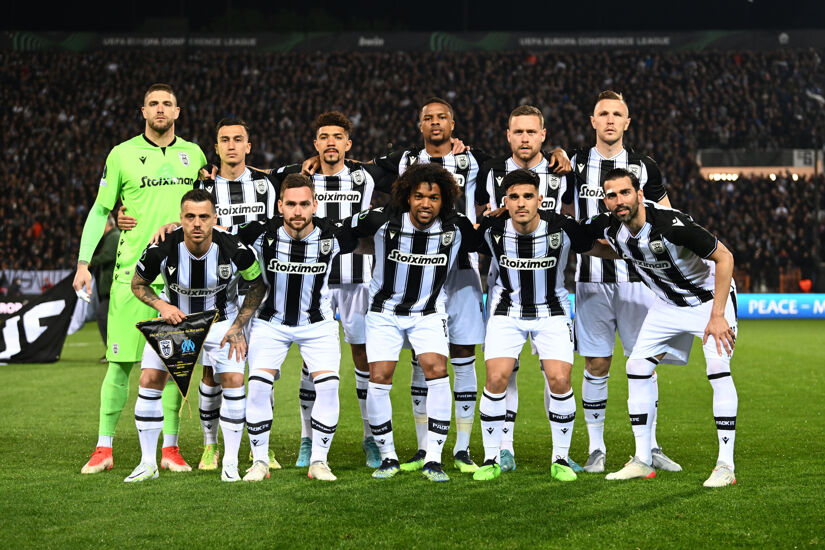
[574, 281, 655, 358]
[329, 283, 369, 345]
[484, 315, 574, 364]
[142, 319, 245, 375]
[444, 267, 485, 346]
[366, 312, 449, 362]
[247, 317, 341, 374]
[630, 290, 738, 366]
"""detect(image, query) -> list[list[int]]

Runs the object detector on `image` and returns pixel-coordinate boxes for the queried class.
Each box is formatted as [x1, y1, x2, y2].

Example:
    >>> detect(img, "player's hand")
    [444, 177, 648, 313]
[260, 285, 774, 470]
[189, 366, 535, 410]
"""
[302, 156, 321, 175]
[703, 314, 735, 357]
[72, 263, 92, 296]
[220, 324, 247, 362]
[157, 303, 186, 325]
[547, 148, 572, 174]
[199, 164, 218, 180]
[450, 138, 467, 154]
[150, 223, 180, 244]
[118, 205, 137, 231]
[488, 207, 507, 218]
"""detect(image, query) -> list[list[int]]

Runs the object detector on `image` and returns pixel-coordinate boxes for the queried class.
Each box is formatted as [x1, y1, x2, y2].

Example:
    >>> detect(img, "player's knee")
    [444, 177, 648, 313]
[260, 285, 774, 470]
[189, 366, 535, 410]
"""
[218, 372, 244, 389]
[139, 368, 166, 390]
[626, 358, 656, 378]
[584, 356, 612, 377]
[201, 366, 216, 385]
[449, 343, 475, 359]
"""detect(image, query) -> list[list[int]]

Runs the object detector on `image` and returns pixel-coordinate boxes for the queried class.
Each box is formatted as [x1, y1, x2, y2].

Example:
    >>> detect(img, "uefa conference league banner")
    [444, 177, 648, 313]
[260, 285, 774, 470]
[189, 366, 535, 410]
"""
[0, 275, 78, 364]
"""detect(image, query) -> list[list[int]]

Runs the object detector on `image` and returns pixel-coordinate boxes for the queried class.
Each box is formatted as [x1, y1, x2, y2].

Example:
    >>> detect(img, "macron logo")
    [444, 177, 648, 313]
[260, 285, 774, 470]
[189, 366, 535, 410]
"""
[167, 266, 176, 275]
[672, 218, 684, 227]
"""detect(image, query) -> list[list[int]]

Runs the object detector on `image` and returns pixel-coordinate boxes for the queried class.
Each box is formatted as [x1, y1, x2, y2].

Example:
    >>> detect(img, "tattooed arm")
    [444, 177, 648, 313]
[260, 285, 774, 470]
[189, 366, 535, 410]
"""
[220, 277, 266, 362]
[131, 273, 186, 325]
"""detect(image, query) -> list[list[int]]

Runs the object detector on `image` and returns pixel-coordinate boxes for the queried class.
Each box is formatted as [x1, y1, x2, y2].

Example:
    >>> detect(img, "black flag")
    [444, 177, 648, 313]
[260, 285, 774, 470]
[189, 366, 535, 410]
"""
[136, 310, 217, 400]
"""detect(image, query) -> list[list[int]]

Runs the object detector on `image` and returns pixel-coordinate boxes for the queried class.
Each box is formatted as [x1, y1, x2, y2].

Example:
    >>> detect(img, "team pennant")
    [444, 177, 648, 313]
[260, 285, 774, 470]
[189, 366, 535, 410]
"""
[137, 310, 218, 415]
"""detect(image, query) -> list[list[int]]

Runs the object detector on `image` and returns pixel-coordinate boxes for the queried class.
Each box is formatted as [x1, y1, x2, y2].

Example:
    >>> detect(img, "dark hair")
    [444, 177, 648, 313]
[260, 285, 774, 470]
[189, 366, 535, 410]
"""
[391, 163, 459, 217]
[314, 111, 352, 135]
[595, 90, 628, 112]
[181, 188, 216, 211]
[216, 118, 250, 140]
[603, 167, 640, 190]
[280, 173, 315, 199]
[509, 105, 544, 128]
[143, 83, 176, 104]
[501, 169, 540, 192]
[420, 97, 455, 120]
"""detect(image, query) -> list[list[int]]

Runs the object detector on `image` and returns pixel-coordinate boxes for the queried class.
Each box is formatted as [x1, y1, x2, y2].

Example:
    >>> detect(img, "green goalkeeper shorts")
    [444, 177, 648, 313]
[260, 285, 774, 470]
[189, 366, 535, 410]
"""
[105, 281, 163, 363]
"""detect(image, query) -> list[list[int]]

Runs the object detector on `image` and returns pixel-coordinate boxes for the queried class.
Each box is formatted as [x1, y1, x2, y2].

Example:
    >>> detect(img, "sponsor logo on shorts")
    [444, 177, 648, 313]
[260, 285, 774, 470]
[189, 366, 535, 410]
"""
[267, 258, 328, 274]
[499, 255, 557, 270]
[580, 184, 604, 199]
[316, 191, 362, 203]
[388, 249, 448, 266]
[169, 283, 227, 297]
[217, 203, 265, 217]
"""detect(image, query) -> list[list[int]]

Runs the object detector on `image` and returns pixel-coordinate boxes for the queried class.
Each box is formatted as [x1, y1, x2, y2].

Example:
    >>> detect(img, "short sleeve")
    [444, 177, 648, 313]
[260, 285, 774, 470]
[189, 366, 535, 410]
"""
[135, 242, 165, 282]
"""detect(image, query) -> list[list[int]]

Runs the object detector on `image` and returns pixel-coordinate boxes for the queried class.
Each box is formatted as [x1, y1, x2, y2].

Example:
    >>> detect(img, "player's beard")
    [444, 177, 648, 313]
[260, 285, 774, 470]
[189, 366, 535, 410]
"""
[425, 131, 450, 147]
[614, 201, 639, 223]
[286, 217, 310, 233]
[148, 117, 174, 135]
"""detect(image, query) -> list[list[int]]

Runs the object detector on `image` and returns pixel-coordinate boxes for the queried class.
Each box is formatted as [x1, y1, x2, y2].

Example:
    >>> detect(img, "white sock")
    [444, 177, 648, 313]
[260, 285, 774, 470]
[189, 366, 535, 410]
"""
[707, 359, 737, 469]
[97, 435, 113, 448]
[650, 370, 660, 450]
[424, 375, 451, 465]
[410, 357, 428, 451]
[451, 356, 477, 456]
[354, 368, 371, 439]
[199, 381, 221, 446]
[582, 371, 609, 454]
[626, 358, 658, 465]
[368, 381, 397, 460]
[501, 361, 519, 454]
[298, 367, 315, 440]
[549, 390, 576, 462]
[246, 371, 274, 464]
[135, 386, 163, 466]
[479, 389, 506, 463]
[220, 386, 245, 467]
[310, 373, 340, 464]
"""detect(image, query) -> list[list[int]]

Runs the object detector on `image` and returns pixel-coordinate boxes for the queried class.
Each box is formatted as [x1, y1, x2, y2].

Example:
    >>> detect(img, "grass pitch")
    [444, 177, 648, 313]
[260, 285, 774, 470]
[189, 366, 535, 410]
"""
[1, 320, 823, 548]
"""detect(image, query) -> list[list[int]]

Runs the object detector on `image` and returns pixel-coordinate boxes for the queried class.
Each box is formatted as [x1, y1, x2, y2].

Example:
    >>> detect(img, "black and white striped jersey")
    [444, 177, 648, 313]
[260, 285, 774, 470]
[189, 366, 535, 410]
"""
[374, 148, 491, 223]
[236, 216, 358, 326]
[135, 227, 260, 321]
[196, 168, 278, 227]
[563, 148, 668, 284]
[349, 206, 480, 316]
[480, 211, 594, 318]
[477, 154, 567, 214]
[272, 161, 390, 285]
[585, 202, 720, 307]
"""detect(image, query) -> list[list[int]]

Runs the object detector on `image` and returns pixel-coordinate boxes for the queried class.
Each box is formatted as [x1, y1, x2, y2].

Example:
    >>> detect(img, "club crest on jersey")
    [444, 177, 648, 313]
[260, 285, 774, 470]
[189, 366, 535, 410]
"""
[441, 231, 455, 246]
[628, 164, 641, 178]
[548, 175, 561, 190]
[650, 240, 666, 254]
[178, 152, 190, 167]
[218, 264, 232, 279]
[159, 339, 173, 359]
[320, 239, 333, 255]
[548, 231, 562, 249]
[456, 153, 469, 170]
[351, 169, 365, 186]
[254, 179, 267, 194]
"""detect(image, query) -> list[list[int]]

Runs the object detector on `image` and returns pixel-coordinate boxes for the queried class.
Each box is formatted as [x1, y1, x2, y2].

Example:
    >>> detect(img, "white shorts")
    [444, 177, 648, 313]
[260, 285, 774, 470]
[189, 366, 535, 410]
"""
[329, 283, 369, 345]
[630, 290, 739, 366]
[574, 281, 655, 358]
[484, 315, 574, 364]
[247, 318, 341, 374]
[142, 319, 245, 375]
[366, 312, 449, 363]
[444, 267, 485, 345]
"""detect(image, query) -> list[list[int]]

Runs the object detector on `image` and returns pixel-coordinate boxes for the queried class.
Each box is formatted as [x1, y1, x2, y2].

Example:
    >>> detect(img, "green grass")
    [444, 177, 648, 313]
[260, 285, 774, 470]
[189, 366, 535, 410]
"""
[1, 320, 824, 548]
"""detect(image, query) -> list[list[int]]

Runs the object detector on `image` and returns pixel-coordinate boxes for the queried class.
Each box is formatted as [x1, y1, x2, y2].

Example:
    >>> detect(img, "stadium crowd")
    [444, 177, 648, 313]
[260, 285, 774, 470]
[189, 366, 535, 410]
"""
[1, 48, 823, 286]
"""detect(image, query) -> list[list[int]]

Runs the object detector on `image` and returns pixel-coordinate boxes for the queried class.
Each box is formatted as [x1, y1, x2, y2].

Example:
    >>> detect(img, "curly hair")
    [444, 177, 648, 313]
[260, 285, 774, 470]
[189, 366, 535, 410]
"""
[314, 111, 352, 136]
[391, 163, 460, 218]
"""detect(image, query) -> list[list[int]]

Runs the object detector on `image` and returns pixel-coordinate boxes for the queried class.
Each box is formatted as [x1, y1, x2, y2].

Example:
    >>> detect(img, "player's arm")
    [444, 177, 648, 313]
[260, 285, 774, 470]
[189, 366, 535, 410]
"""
[221, 273, 264, 363]
[334, 218, 373, 255]
[703, 241, 736, 356]
[456, 214, 482, 252]
[545, 147, 571, 174]
[578, 214, 621, 259]
[641, 157, 671, 207]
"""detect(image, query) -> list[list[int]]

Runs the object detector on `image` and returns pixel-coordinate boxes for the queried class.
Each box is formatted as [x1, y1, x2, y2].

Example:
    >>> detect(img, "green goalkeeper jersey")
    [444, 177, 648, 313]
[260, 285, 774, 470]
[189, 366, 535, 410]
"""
[94, 134, 207, 283]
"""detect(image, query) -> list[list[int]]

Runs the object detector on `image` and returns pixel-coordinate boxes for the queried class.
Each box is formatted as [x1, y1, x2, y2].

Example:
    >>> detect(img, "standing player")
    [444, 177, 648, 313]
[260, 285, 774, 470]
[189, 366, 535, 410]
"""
[474, 105, 569, 472]
[73, 83, 207, 474]
[586, 169, 738, 487]
[237, 173, 365, 482]
[563, 91, 679, 473]
[125, 189, 264, 482]
[349, 164, 480, 482]
[474, 170, 607, 482]
[272, 112, 390, 469]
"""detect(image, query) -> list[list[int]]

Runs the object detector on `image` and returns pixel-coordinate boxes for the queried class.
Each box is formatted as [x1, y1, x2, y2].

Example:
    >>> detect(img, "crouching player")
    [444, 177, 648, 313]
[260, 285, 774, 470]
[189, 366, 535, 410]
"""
[587, 168, 739, 487]
[126, 189, 265, 482]
[474, 170, 606, 482]
[237, 173, 365, 482]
